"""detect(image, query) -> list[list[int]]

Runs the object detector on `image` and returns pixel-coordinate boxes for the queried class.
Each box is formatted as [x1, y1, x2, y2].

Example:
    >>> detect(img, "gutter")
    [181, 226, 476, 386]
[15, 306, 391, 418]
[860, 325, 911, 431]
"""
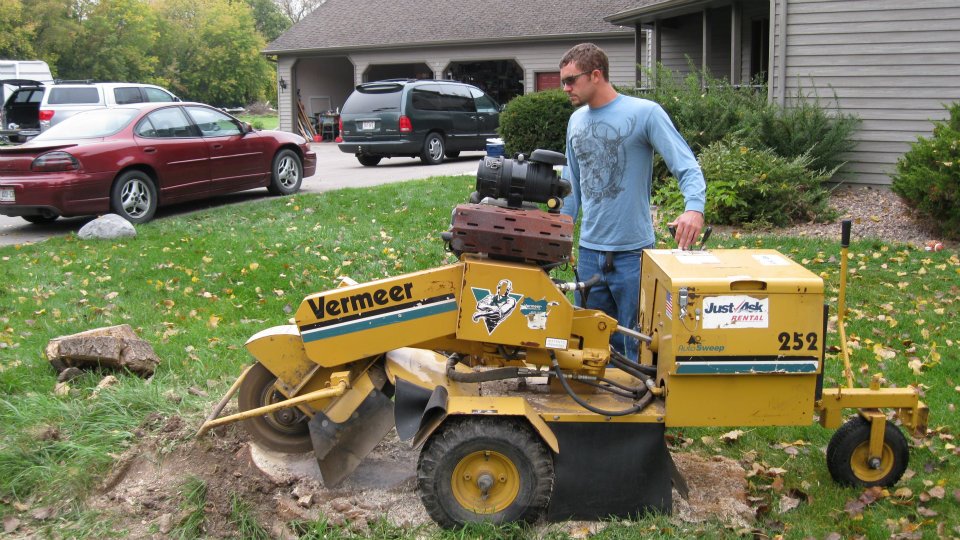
[605, 0, 705, 24]
[261, 30, 633, 57]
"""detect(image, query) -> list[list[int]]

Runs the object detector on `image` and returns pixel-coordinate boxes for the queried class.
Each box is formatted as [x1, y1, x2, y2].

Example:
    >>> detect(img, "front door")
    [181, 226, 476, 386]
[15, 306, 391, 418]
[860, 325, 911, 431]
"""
[442, 84, 479, 150]
[134, 106, 209, 202]
[184, 106, 266, 192]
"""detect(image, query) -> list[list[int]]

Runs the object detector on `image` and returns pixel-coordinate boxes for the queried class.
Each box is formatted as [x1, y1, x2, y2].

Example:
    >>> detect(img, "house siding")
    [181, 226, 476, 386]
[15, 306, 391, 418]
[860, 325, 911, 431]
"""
[773, 0, 960, 185]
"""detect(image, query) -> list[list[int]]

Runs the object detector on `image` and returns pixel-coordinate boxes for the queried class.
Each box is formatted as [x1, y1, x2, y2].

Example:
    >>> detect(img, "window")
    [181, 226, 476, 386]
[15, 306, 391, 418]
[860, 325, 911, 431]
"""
[35, 108, 138, 140]
[470, 88, 499, 113]
[185, 106, 241, 136]
[114, 87, 144, 105]
[144, 87, 176, 102]
[136, 107, 196, 138]
[442, 85, 475, 112]
[12, 89, 43, 103]
[411, 85, 443, 111]
[47, 87, 100, 105]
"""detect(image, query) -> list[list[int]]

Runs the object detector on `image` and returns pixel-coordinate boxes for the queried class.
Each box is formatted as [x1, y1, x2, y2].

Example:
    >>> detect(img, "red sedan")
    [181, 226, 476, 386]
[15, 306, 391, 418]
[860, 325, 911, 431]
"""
[0, 102, 316, 224]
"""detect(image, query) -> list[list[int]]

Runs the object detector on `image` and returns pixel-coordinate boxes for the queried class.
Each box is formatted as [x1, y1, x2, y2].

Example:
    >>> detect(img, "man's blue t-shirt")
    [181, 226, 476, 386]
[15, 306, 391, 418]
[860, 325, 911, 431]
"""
[561, 94, 706, 251]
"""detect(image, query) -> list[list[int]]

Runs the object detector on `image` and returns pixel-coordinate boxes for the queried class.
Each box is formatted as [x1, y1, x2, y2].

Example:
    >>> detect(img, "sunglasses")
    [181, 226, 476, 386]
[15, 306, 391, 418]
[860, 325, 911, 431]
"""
[561, 71, 594, 87]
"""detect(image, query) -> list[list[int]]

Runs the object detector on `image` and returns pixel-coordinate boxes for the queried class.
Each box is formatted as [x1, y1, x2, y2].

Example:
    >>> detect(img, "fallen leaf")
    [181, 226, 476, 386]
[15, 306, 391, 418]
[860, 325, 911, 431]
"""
[928, 486, 946, 499]
[3, 516, 20, 534]
[917, 507, 938, 517]
[779, 493, 801, 513]
[720, 429, 744, 443]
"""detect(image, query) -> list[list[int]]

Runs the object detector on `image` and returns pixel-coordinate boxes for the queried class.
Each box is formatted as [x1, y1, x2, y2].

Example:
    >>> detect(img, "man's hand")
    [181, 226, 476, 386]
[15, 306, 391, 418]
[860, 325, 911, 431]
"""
[668, 210, 705, 250]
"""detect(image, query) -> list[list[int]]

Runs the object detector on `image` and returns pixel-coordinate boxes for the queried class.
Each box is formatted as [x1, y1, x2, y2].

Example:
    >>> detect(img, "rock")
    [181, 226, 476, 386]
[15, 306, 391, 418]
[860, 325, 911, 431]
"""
[46, 324, 160, 377]
[291, 485, 310, 499]
[270, 522, 299, 540]
[56, 367, 84, 382]
[77, 214, 136, 240]
[297, 494, 313, 508]
[157, 513, 173, 534]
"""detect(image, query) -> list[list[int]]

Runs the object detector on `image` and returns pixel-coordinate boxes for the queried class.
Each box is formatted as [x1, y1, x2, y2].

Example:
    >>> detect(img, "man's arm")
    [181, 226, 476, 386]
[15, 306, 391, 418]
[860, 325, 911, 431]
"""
[646, 105, 707, 249]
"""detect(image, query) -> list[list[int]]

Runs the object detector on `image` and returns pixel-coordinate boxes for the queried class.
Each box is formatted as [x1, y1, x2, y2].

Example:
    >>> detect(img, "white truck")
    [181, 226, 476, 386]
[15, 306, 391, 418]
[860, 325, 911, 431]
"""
[1, 60, 54, 143]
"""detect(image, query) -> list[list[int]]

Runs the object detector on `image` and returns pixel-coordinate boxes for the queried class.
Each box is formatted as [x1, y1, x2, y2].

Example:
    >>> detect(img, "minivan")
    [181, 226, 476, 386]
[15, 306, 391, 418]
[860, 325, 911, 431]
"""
[1, 81, 179, 143]
[338, 79, 500, 166]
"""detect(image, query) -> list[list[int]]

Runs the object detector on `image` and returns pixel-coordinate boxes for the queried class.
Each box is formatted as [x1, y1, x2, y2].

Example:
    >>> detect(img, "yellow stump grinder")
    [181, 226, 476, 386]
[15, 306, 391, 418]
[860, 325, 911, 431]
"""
[198, 149, 928, 527]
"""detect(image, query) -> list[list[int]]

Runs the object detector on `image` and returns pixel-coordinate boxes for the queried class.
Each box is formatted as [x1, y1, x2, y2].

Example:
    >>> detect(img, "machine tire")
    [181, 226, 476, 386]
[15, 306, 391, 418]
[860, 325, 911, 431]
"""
[827, 416, 909, 487]
[237, 362, 313, 454]
[267, 149, 303, 195]
[357, 155, 382, 167]
[22, 213, 59, 224]
[444, 150, 460, 159]
[417, 416, 553, 528]
[420, 132, 445, 165]
[111, 170, 157, 224]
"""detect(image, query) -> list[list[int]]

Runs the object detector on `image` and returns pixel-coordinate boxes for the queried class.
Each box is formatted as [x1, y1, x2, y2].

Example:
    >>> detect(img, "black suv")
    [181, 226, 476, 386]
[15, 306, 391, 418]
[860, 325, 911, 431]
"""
[338, 79, 500, 166]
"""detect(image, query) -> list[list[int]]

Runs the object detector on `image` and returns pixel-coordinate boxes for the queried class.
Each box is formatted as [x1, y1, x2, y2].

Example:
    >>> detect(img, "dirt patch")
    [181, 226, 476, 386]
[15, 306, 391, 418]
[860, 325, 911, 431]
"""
[65, 413, 754, 537]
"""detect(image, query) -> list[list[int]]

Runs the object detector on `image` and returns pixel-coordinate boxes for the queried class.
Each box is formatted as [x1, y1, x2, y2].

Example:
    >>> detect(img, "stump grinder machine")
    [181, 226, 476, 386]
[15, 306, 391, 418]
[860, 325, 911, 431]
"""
[198, 149, 928, 527]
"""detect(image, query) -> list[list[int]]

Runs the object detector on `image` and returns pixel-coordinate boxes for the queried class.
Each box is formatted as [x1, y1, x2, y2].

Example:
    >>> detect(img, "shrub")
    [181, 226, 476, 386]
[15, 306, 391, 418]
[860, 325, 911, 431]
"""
[497, 89, 574, 156]
[892, 102, 960, 239]
[654, 139, 835, 228]
[628, 65, 767, 154]
[743, 92, 861, 173]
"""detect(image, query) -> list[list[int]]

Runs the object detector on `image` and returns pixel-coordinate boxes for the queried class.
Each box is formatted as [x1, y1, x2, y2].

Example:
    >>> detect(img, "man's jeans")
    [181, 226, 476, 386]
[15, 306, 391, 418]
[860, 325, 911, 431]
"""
[574, 245, 651, 361]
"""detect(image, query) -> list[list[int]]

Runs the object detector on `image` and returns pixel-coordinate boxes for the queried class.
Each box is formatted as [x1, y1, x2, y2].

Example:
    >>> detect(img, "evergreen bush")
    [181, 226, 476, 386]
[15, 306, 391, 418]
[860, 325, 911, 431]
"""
[892, 102, 960, 239]
[743, 93, 861, 173]
[497, 89, 574, 156]
[654, 139, 835, 228]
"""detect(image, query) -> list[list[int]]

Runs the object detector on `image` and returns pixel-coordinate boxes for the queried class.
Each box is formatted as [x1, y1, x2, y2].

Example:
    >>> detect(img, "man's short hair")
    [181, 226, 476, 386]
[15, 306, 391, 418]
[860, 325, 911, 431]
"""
[559, 43, 610, 81]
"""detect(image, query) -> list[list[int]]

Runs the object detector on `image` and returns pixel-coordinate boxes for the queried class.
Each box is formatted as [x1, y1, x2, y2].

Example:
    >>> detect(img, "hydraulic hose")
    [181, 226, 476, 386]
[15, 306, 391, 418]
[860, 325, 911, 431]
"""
[609, 349, 658, 377]
[445, 354, 540, 383]
[550, 352, 652, 417]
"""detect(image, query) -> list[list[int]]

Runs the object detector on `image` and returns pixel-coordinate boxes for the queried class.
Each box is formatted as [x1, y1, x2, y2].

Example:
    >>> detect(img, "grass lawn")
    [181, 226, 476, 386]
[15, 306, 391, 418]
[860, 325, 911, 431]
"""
[236, 112, 279, 131]
[0, 176, 957, 538]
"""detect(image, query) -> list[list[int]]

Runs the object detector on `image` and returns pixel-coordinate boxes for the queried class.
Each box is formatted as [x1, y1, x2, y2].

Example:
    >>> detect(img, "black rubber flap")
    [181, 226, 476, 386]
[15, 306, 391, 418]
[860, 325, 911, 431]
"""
[546, 422, 672, 521]
[308, 387, 394, 487]
[394, 377, 440, 441]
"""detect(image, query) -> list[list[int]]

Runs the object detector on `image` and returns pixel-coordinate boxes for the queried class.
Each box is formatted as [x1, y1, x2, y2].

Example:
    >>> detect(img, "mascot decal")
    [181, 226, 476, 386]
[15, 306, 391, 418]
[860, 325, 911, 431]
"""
[471, 279, 522, 334]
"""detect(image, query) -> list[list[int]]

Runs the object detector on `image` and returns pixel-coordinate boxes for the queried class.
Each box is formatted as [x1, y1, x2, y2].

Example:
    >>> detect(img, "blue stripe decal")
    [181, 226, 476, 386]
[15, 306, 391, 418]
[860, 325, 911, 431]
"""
[676, 362, 818, 374]
[301, 299, 457, 343]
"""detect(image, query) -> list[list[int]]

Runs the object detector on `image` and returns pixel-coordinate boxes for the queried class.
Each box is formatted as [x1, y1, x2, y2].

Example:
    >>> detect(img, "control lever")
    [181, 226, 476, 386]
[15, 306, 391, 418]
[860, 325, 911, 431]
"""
[668, 225, 713, 250]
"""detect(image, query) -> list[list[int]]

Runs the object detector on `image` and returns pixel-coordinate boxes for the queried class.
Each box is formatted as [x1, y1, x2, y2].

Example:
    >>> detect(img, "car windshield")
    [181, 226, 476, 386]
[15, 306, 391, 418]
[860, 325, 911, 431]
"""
[34, 108, 139, 140]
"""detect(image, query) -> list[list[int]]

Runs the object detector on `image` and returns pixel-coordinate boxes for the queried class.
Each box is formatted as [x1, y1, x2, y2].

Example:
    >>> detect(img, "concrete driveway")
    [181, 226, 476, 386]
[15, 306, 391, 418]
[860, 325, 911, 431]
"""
[0, 143, 485, 246]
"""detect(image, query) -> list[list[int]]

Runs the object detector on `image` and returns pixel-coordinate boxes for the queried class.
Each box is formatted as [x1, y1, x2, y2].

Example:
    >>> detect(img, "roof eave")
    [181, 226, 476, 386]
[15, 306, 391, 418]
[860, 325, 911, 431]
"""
[605, 0, 703, 24]
[262, 29, 633, 57]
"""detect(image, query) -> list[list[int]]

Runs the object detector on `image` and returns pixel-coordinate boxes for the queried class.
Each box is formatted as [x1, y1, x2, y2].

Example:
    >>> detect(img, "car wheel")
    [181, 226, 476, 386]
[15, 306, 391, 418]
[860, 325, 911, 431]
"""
[420, 133, 445, 165]
[357, 155, 382, 167]
[22, 213, 59, 224]
[111, 170, 157, 224]
[267, 149, 303, 195]
[444, 150, 460, 159]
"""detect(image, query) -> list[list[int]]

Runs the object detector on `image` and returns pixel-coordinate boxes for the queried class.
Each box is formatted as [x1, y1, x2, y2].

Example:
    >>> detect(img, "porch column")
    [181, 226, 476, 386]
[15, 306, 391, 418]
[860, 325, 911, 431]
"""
[730, 2, 743, 85]
[701, 8, 711, 89]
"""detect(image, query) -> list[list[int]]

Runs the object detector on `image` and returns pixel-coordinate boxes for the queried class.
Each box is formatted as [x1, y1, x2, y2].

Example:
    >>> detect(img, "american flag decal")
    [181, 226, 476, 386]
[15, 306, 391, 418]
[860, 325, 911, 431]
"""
[665, 291, 673, 319]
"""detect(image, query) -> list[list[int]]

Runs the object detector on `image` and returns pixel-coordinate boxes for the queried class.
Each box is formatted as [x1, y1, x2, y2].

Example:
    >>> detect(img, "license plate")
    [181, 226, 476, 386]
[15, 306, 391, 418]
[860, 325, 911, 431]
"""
[361, 121, 375, 130]
[0, 187, 13, 203]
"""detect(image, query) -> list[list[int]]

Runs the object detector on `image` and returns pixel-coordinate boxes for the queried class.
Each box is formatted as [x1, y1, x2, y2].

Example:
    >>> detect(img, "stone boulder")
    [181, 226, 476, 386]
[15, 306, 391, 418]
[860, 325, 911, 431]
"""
[46, 324, 160, 377]
[77, 214, 136, 240]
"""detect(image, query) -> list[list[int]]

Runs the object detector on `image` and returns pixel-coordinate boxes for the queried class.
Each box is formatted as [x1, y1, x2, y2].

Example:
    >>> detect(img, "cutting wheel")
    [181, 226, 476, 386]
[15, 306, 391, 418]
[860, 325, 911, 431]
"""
[237, 362, 313, 453]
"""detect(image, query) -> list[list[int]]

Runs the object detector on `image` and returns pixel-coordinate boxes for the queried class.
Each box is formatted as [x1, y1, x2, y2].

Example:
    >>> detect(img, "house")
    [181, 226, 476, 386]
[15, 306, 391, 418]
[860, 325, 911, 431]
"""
[262, 0, 639, 136]
[607, 0, 960, 185]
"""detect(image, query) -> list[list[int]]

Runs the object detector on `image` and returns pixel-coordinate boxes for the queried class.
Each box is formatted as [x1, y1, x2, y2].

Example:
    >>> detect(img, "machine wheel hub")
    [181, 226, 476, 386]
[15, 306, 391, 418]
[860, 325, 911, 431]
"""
[850, 442, 894, 482]
[451, 450, 520, 513]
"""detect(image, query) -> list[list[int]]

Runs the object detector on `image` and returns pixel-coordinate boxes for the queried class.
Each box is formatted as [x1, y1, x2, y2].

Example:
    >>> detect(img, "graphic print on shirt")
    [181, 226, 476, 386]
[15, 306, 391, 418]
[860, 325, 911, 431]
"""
[570, 117, 636, 203]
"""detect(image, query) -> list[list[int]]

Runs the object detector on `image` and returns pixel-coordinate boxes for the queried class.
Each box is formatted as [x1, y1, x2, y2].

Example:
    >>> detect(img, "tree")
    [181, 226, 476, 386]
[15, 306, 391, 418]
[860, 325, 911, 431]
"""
[245, 0, 290, 42]
[0, 0, 38, 59]
[155, 0, 274, 105]
[273, 0, 323, 23]
[57, 0, 160, 83]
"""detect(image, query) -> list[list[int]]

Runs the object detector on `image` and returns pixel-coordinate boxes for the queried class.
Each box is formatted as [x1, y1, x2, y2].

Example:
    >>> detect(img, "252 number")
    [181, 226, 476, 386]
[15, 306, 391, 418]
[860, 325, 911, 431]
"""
[778, 331, 818, 351]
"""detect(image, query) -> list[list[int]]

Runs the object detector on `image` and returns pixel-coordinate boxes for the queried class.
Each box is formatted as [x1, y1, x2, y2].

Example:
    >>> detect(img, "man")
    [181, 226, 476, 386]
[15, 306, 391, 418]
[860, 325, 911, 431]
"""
[559, 43, 706, 361]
